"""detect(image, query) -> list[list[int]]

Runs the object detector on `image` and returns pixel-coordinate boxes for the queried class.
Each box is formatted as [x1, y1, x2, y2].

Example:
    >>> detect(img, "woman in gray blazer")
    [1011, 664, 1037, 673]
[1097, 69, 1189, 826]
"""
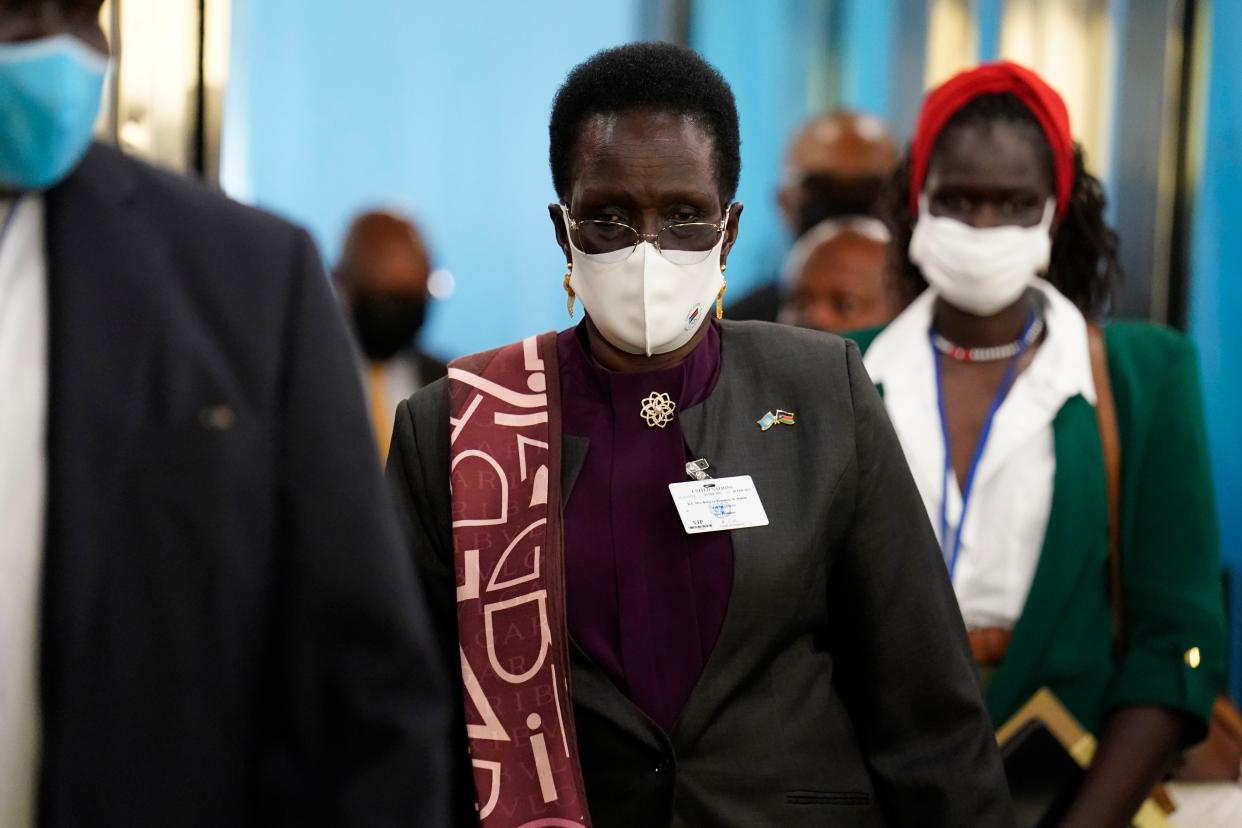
[388, 43, 1014, 828]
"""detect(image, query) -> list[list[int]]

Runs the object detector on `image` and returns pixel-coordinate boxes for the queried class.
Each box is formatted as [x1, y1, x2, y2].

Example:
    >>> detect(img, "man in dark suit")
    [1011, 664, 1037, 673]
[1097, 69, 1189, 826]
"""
[333, 210, 448, 460]
[0, 3, 452, 826]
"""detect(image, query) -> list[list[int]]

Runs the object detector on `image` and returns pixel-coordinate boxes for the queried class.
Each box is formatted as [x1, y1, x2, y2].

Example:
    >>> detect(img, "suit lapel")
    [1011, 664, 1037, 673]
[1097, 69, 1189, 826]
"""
[670, 322, 802, 749]
[986, 395, 1109, 720]
[554, 325, 805, 752]
[567, 640, 668, 751]
[40, 146, 156, 710]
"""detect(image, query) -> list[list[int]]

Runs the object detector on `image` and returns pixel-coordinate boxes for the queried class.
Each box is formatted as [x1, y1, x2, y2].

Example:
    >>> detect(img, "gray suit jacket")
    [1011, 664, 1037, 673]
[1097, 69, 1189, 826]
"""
[389, 320, 1015, 827]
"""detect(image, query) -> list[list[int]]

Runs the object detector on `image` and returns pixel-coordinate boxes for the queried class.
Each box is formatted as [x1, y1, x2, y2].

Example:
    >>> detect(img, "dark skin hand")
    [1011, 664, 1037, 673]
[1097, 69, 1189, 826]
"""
[925, 120, 1187, 827]
[547, 110, 743, 374]
[1060, 707, 1189, 828]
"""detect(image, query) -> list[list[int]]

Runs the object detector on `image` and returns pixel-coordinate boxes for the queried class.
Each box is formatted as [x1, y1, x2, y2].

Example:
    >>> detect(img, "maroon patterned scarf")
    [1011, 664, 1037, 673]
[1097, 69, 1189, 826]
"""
[447, 333, 591, 827]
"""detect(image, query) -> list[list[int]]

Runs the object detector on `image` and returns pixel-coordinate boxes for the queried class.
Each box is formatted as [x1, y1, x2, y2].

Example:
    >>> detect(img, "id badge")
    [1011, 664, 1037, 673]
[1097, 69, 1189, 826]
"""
[668, 475, 769, 534]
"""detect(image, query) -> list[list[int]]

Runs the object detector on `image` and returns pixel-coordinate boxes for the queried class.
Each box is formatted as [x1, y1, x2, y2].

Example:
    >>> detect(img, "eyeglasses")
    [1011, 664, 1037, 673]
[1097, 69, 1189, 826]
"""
[561, 205, 731, 265]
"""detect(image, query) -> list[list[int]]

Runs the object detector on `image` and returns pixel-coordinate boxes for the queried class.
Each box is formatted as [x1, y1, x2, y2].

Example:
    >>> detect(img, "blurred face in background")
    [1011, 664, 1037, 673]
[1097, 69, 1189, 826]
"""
[779, 111, 899, 236]
[788, 229, 895, 332]
[335, 212, 433, 362]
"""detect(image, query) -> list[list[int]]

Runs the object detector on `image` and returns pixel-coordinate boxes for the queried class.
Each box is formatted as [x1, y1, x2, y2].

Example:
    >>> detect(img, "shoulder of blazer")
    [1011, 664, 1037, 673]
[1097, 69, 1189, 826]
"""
[398, 376, 453, 552]
[1102, 321, 1202, 434]
[716, 318, 852, 381]
[1102, 320, 1199, 390]
[405, 375, 452, 474]
[55, 143, 311, 263]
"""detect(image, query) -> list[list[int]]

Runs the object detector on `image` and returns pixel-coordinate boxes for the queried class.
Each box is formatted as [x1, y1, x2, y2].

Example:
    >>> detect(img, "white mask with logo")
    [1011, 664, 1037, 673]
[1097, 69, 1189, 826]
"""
[909, 195, 1055, 316]
[563, 206, 727, 356]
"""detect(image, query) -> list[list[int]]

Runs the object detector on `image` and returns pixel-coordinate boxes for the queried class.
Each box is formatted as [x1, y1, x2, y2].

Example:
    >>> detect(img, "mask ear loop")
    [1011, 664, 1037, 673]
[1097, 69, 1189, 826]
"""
[558, 206, 576, 318]
[916, 192, 935, 219]
[1039, 197, 1057, 231]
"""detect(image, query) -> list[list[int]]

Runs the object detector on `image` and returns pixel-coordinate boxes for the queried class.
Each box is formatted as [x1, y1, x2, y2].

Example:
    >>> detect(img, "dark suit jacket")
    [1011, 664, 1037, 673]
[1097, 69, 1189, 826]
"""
[725, 280, 782, 323]
[413, 348, 448, 385]
[38, 145, 453, 827]
[388, 320, 1015, 827]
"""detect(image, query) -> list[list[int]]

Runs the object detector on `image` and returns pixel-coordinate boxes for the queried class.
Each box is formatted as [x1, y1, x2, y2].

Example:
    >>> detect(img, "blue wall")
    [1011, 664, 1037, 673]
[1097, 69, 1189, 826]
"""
[837, 0, 897, 121]
[689, 0, 826, 299]
[222, 0, 904, 356]
[1189, 0, 1242, 702]
[221, 1, 644, 359]
[690, 0, 897, 300]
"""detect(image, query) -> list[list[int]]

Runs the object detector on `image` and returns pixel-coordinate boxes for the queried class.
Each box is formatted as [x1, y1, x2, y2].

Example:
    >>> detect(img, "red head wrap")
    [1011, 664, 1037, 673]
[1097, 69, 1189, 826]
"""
[909, 61, 1075, 220]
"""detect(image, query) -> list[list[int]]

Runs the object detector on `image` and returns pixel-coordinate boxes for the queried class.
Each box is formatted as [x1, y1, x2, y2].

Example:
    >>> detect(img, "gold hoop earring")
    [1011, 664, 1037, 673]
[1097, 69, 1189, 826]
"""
[563, 263, 575, 318]
[716, 265, 727, 320]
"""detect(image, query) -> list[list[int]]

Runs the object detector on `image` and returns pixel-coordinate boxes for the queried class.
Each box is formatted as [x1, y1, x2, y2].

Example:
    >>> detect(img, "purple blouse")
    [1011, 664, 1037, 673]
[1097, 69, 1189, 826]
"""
[558, 322, 734, 732]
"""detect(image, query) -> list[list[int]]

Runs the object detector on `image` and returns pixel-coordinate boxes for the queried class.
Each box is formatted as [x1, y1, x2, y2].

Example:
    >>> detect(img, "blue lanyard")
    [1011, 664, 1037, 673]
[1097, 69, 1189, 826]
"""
[931, 311, 1036, 576]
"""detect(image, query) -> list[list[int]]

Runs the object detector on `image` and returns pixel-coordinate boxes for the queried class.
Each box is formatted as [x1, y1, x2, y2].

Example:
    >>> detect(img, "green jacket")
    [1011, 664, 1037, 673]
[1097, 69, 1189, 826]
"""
[848, 321, 1225, 737]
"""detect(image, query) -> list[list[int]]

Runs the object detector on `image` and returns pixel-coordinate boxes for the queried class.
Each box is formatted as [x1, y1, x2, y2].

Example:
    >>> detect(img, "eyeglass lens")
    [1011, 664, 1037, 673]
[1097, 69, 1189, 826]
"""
[574, 220, 722, 261]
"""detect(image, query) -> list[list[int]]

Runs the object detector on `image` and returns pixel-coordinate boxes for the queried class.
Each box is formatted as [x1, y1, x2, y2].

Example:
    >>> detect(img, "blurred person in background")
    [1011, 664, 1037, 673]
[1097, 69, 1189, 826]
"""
[388, 42, 1013, 828]
[779, 215, 899, 332]
[333, 209, 446, 459]
[728, 109, 899, 322]
[0, 2, 452, 825]
[849, 62, 1225, 827]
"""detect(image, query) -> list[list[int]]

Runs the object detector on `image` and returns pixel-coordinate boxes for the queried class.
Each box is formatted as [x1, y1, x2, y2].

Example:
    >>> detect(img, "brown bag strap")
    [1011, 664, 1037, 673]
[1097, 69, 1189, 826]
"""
[1087, 324, 1125, 654]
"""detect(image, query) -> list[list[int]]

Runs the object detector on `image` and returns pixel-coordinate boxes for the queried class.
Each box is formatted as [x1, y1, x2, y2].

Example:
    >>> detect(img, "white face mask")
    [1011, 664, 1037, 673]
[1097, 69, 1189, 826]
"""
[909, 195, 1055, 316]
[563, 206, 727, 357]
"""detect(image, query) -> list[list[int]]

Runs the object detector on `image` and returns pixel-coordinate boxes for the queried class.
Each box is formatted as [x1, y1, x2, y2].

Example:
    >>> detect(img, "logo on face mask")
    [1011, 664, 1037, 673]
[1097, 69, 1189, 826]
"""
[685, 304, 702, 330]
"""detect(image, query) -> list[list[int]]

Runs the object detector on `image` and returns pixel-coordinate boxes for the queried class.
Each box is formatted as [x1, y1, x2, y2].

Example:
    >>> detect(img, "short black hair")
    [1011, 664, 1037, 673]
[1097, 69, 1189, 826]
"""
[881, 93, 1121, 319]
[549, 42, 741, 204]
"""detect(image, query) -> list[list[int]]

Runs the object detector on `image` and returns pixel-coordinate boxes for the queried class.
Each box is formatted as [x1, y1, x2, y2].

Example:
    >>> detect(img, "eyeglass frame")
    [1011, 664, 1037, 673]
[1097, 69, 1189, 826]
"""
[559, 203, 733, 263]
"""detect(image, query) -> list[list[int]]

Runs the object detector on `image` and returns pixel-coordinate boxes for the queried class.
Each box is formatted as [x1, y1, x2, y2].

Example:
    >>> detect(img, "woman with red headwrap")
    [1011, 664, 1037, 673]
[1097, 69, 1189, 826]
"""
[849, 63, 1225, 826]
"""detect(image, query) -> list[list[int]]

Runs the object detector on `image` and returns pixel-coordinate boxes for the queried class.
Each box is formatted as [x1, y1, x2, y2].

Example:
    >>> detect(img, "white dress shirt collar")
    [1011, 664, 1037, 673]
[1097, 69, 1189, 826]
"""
[864, 277, 1095, 408]
[863, 278, 1097, 629]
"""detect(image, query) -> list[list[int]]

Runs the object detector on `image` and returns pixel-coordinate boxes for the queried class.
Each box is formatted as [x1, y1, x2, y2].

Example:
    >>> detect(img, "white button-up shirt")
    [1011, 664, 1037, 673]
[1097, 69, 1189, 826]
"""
[864, 278, 1096, 629]
[0, 195, 48, 828]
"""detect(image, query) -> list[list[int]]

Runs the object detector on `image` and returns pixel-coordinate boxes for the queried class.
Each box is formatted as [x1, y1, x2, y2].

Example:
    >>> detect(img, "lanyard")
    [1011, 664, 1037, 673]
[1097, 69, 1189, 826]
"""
[931, 311, 1036, 576]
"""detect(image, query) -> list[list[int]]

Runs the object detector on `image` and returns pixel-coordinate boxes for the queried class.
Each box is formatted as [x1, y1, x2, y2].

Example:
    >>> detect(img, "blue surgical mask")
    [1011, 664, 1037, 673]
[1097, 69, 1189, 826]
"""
[0, 34, 108, 191]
